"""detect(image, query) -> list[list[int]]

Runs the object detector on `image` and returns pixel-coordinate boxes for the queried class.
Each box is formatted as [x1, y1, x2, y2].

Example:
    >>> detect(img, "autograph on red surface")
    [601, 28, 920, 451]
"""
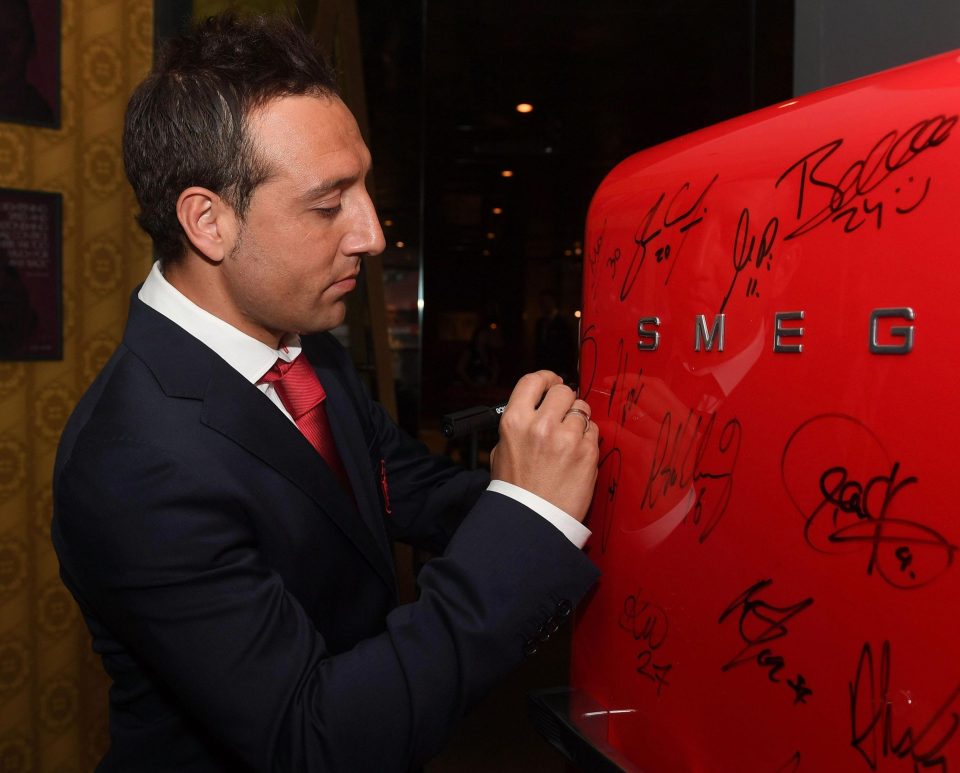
[781, 413, 957, 590]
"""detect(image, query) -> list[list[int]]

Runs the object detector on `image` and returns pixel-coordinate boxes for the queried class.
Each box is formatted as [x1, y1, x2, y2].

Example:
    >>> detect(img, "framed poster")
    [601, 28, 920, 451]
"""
[0, 0, 60, 128]
[0, 188, 62, 360]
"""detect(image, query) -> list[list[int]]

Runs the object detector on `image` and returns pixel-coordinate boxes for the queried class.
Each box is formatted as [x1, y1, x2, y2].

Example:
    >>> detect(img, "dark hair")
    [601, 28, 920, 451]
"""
[123, 14, 340, 265]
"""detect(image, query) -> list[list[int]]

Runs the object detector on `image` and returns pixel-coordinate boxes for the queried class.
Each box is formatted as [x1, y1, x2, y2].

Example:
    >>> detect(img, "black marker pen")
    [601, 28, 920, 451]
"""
[440, 403, 507, 439]
[440, 383, 578, 439]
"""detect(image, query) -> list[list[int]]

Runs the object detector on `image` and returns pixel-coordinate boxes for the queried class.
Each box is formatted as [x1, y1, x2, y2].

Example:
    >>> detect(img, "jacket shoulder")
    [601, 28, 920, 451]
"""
[55, 343, 182, 480]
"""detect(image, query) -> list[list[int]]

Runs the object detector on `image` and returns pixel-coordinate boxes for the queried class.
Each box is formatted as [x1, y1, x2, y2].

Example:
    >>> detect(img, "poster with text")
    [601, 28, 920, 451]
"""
[0, 188, 62, 359]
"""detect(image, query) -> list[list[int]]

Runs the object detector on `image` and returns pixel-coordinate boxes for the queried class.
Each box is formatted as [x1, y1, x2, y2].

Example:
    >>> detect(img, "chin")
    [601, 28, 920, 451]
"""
[300, 306, 346, 335]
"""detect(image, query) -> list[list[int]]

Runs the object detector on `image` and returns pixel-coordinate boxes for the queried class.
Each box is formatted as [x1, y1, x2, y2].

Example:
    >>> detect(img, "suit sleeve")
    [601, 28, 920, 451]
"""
[370, 398, 491, 553]
[54, 430, 599, 772]
[319, 335, 491, 552]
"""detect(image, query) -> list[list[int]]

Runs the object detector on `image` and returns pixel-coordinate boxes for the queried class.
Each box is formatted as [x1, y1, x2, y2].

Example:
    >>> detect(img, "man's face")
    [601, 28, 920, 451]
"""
[219, 95, 385, 345]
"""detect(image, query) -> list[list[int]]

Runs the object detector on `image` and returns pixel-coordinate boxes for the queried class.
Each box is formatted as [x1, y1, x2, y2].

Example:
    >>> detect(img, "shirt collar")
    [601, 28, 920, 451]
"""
[137, 261, 302, 384]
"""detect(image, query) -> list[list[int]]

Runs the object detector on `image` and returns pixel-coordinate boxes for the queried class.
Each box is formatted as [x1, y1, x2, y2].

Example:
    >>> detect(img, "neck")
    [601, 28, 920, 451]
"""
[161, 259, 284, 348]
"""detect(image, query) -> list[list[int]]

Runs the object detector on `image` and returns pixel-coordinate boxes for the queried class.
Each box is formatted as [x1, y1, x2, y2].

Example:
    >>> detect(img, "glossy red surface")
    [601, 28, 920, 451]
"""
[573, 50, 960, 772]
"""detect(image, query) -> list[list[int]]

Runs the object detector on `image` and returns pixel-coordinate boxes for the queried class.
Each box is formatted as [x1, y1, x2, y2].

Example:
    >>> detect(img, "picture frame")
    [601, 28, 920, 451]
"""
[0, 187, 63, 360]
[0, 0, 61, 129]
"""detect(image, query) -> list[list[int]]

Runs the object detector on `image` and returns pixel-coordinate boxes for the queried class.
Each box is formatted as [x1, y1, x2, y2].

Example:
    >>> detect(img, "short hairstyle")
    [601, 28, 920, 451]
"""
[123, 14, 340, 265]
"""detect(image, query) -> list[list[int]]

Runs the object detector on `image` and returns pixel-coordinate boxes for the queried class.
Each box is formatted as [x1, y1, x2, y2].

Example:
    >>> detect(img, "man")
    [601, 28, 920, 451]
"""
[52, 14, 600, 772]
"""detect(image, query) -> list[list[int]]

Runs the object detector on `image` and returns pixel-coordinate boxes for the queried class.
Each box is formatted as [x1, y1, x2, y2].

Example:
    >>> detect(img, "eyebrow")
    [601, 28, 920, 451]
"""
[300, 159, 374, 203]
[301, 178, 356, 202]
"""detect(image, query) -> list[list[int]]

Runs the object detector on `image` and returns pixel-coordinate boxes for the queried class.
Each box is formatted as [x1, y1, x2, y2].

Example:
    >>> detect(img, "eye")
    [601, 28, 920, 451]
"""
[314, 204, 342, 218]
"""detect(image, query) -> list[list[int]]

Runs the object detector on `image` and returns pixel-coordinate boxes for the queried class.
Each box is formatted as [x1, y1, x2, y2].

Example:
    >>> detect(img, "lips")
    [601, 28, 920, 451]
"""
[332, 272, 359, 292]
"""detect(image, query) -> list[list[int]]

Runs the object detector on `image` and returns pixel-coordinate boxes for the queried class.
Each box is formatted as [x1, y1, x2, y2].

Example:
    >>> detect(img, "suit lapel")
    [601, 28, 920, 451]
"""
[124, 296, 398, 594]
[312, 361, 395, 573]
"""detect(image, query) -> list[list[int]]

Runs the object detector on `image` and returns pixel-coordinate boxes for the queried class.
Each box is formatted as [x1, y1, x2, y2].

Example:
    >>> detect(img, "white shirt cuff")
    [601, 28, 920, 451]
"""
[486, 480, 592, 549]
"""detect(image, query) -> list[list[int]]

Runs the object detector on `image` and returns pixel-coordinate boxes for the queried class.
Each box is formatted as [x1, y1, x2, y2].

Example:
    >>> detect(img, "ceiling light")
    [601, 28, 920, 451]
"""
[384, 219, 394, 227]
[395, 241, 405, 248]
[492, 207, 503, 215]
[500, 170, 514, 178]
[515, 103, 534, 113]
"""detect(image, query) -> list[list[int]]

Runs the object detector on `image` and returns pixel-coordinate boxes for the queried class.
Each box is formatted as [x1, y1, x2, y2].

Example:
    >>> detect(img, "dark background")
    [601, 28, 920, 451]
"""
[357, 0, 793, 434]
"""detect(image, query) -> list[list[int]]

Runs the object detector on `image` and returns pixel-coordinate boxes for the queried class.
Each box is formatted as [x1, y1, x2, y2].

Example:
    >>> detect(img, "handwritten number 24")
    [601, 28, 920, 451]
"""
[636, 649, 672, 695]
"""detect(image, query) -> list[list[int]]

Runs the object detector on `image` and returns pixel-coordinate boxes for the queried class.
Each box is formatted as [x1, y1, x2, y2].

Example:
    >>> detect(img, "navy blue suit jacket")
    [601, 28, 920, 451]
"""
[52, 296, 599, 771]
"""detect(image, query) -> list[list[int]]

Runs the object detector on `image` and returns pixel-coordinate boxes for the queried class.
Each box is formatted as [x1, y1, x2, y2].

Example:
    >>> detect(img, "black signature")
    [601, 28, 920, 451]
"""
[619, 589, 672, 695]
[775, 114, 955, 240]
[606, 337, 643, 426]
[587, 219, 606, 302]
[718, 578, 813, 704]
[587, 335, 639, 553]
[781, 413, 957, 590]
[774, 751, 802, 772]
[618, 174, 718, 302]
[719, 207, 779, 313]
[850, 640, 960, 771]
[579, 323, 598, 404]
[640, 408, 742, 543]
[593, 442, 623, 553]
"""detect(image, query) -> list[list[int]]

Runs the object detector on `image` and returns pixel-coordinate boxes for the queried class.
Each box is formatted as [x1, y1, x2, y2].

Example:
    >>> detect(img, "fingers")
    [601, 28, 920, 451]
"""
[537, 382, 578, 420]
[504, 371, 563, 414]
[561, 400, 592, 435]
[493, 372, 600, 521]
[503, 372, 588, 429]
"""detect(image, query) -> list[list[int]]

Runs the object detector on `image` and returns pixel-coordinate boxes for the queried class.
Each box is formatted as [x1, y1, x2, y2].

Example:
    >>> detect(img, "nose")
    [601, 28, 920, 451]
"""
[345, 192, 386, 258]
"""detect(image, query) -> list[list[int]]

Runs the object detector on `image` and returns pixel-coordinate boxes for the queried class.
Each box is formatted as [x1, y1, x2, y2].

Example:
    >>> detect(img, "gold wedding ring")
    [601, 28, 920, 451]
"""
[565, 407, 591, 434]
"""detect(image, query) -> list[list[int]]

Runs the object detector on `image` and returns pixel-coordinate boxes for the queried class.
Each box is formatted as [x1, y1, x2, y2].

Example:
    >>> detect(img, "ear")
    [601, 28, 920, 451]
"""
[175, 187, 238, 263]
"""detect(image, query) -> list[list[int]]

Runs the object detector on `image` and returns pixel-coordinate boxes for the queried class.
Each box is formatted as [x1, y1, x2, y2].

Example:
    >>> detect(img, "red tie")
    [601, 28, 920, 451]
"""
[259, 355, 350, 488]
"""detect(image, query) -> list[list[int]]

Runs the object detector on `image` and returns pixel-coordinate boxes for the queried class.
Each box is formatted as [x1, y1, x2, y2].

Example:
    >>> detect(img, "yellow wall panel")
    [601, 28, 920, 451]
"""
[0, 0, 154, 768]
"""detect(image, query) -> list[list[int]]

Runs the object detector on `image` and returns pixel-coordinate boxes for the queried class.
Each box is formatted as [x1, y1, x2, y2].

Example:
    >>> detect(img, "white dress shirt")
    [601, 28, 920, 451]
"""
[138, 262, 590, 548]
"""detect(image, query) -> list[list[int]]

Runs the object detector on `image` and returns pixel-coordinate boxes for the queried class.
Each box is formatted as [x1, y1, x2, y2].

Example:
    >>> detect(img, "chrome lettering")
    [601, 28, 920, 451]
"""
[631, 308, 915, 355]
[694, 314, 725, 352]
[637, 316, 661, 351]
[773, 311, 804, 353]
[870, 307, 915, 354]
